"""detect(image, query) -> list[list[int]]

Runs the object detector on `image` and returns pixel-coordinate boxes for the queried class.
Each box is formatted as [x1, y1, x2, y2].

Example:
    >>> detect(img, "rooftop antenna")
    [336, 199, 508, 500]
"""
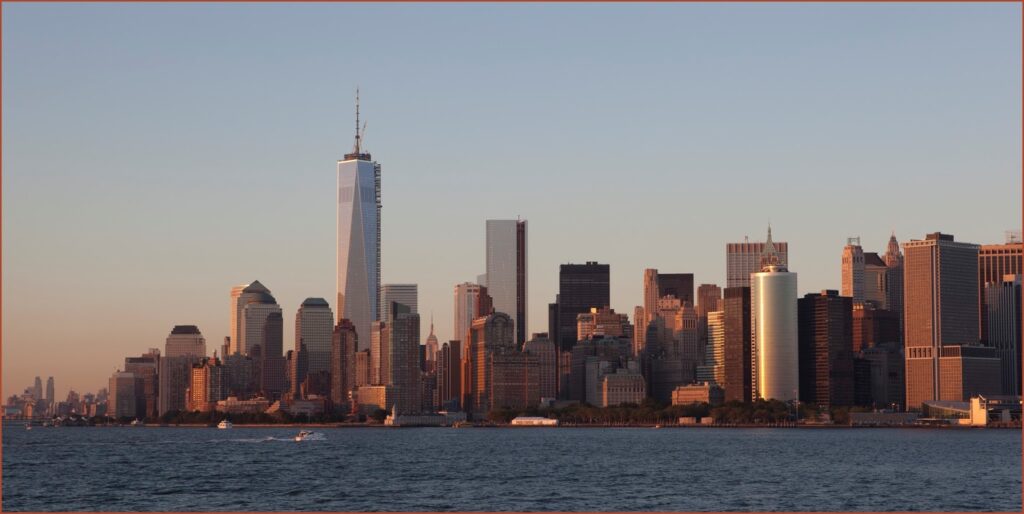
[353, 87, 362, 155]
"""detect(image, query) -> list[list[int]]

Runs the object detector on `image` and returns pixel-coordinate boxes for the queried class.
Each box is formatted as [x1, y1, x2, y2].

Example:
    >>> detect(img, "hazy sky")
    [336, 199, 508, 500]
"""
[3, 3, 1020, 400]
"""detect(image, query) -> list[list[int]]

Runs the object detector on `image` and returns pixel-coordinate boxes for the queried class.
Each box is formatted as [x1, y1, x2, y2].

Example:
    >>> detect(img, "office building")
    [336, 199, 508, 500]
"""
[798, 291, 854, 409]
[696, 310, 725, 386]
[437, 340, 463, 411]
[643, 269, 695, 320]
[380, 283, 417, 318]
[125, 349, 160, 419]
[467, 312, 515, 415]
[386, 302, 421, 414]
[863, 252, 888, 308]
[842, 237, 865, 303]
[852, 303, 900, 353]
[554, 262, 610, 351]
[672, 382, 725, 407]
[453, 282, 493, 354]
[726, 229, 789, 288]
[108, 371, 144, 419]
[903, 233, 984, 409]
[188, 357, 226, 412]
[296, 298, 334, 380]
[696, 284, 723, 318]
[854, 343, 905, 410]
[601, 369, 646, 407]
[485, 219, 528, 346]
[751, 235, 798, 402]
[722, 287, 752, 403]
[337, 95, 382, 350]
[978, 241, 1023, 343]
[165, 325, 206, 358]
[576, 307, 632, 341]
[883, 233, 905, 343]
[523, 334, 557, 400]
[985, 275, 1022, 395]
[491, 351, 540, 410]
[330, 319, 358, 411]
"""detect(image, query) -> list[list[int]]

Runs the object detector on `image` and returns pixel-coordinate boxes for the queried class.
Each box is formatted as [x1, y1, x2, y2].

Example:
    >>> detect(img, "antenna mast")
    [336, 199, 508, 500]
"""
[354, 87, 361, 155]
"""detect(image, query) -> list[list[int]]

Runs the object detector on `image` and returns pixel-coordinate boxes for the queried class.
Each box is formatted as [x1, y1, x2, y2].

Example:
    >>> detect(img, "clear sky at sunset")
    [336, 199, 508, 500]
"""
[3, 3, 1020, 399]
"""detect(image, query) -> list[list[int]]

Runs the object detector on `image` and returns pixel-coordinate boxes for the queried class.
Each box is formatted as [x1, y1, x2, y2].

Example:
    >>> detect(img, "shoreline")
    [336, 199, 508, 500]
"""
[11, 421, 1018, 429]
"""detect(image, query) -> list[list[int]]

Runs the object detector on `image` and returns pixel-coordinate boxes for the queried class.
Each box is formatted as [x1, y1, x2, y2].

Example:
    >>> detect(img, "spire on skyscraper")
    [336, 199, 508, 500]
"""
[760, 225, 782, 270]
[345, 88, 371, 161]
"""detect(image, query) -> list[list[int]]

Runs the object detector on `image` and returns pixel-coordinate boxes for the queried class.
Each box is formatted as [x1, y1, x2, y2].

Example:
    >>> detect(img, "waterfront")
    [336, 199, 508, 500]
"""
[3, 425, 1020, 511]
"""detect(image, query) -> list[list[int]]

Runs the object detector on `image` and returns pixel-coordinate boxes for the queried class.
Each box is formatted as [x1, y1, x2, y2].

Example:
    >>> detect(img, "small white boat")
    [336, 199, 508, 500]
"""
[217, 420, 233, 430]
[25, 424, 32, 431]
[294, 430, 314, 442]
[130, 419, 144, 427]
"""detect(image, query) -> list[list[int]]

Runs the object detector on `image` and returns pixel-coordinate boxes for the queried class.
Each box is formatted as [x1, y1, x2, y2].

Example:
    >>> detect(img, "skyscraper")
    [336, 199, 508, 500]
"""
[696, 284, 723, 318]
[33, 376, 42, 401]
[643, 269, 695, 319]
[330, 318, 358, 411]
[555, 262, 610, 351]
[485, 219, 528, 346]
[523, 334, 557, 400]
[45, 377, 54, 405]
[295, 298, 334, 377]
[380, 284, 418, 318]
[883, 232, 905, 343]
[160, 325, 206, 416]
[726, 230, 789, 288]
[984, 275, 1021, 396]
[437, 340, 463, 411]
[841, 237, 865, 303]
[386, 302, 421, 414]
[424, 317, 439, 373]
[798, 290, 854, 409]
[337, 92, 382, 350]
[751, 239, 799, 402]
[229, 280, 272, 355]
[125, 349, 160, 419]
[978, 241, 1023, 343]
[903, 233, 984, 409]
[453, 282, 493, 352]
[467, 312, 515, 415]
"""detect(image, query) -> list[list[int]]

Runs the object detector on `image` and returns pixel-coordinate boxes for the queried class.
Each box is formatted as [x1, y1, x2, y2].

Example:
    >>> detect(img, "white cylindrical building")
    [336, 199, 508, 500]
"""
[751, 264, 799, 402]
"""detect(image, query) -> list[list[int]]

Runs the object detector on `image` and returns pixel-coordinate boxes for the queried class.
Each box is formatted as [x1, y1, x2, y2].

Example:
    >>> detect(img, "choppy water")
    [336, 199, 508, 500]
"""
[2, 425, 1020, 511]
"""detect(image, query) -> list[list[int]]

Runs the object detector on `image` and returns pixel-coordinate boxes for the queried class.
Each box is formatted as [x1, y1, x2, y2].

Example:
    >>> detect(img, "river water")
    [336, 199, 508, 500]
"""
[2, 425, 1020, 511]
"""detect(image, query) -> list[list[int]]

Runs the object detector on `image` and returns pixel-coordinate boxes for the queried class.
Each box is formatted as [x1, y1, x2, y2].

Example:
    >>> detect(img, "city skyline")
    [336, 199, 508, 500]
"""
[3, 3, 1021, 399]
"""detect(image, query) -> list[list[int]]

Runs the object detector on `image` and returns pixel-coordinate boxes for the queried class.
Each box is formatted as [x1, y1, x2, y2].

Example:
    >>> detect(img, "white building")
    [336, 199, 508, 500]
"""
[752, 264, 799, 402]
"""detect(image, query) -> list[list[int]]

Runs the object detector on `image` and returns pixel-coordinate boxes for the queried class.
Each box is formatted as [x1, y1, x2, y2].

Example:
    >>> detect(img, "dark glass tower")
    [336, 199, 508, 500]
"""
[555, 262, 610, 351]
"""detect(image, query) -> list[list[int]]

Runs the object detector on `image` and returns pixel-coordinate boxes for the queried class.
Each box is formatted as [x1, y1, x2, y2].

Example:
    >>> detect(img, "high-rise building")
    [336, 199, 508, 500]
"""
[165, 325, 206, 358]
[852, 303, 900, 353]
[978, 242, 1023, 343]
[424, 317, 439, 373]
[380, 284, 418, 320]
[33, 376, 42, 401]
[696, 310, 725, 386]
[632, 306, 647, 355]
[883, 233, 905, 342]
[386, 302, 421, 414]
[523, 334, 557, 400]
[722, 287, 752, 403]
[555, 262, 610, 351]
[337, 93, 382, 350]
[229, 280, 275, 356]
[259, 311, 286, 399]
[485, 220, 528, 346]
[863, 252, 888, 308]
[330, 319, 358, 411]
[437, 340, 463, 411]
[984, 275, 1021, 395]
[726, 230, 790, 288]
[187, 357, 225, 412]
[453, 282, 493, 354]
[751, 233, 798, 402]
[160, 325, 206, 416]
[696, 284, 723, 318]
[370, 321, 389, 385]
[841, 238, 865, 303]
[798, 291, 854, 409]
[903, 233, 984, 409]
[295, 298, 334, 381]
[467, 312, 515, 415]
[576, 307, 632, 341]
[108, 371, 143, 419]
[643, 269, 695, 319]
[125, 349, 160, 419]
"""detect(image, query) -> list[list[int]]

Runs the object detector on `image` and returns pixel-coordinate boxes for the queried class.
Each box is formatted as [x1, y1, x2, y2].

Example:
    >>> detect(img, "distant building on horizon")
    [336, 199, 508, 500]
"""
[841, 237, 865, 304]
[485, 220, 528, 347]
